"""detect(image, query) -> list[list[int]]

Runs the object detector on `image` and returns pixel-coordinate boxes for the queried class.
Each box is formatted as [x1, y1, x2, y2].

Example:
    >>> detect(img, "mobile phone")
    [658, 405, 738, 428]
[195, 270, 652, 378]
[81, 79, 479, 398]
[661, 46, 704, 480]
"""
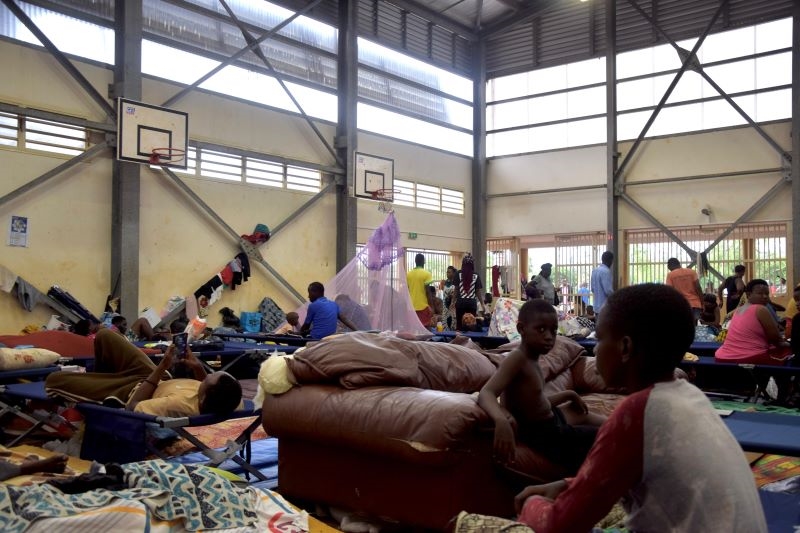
[173, 332, 188, 359]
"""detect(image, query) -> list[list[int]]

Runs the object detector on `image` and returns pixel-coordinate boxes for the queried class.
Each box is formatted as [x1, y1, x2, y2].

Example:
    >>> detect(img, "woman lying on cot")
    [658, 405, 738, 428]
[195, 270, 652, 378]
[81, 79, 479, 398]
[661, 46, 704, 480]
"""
[45, 329, 242, 417]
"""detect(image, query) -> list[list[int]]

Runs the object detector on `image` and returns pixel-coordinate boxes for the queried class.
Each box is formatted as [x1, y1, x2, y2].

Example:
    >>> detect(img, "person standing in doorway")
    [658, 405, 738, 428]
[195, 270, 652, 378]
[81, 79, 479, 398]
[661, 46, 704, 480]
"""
[718, 265, 746, 316]
[407, 253, 433, 327]
[591, 252, 614, 314]
[532, 263, 557, 306]
[665, 258, 704, 322]
[455, 254, 486, 331]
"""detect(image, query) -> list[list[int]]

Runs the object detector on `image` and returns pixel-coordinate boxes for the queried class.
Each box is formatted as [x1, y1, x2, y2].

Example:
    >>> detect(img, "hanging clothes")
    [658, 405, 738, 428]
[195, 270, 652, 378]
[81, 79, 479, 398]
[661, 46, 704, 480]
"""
[491, 265, 501, 297]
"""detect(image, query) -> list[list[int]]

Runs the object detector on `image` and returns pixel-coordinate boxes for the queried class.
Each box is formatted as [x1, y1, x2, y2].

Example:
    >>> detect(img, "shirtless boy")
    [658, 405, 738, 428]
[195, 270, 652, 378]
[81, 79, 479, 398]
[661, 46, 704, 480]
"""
[478, 299, 604, 472]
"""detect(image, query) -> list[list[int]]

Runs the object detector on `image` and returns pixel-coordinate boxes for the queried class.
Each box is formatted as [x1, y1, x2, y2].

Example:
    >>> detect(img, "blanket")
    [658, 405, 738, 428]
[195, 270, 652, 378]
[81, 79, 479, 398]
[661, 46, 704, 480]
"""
[0, 460, 257, 532]
[286, 331, 497, 392]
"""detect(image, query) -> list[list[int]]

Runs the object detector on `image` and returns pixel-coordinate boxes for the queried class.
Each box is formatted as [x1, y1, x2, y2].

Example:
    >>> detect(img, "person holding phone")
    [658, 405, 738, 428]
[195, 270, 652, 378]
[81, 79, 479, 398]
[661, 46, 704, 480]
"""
[46, 329, 242, 417]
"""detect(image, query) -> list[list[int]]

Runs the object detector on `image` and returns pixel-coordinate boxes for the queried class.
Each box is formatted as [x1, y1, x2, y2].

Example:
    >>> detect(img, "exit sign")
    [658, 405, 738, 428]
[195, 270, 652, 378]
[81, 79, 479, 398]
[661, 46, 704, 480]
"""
[408, 232, 418, 239]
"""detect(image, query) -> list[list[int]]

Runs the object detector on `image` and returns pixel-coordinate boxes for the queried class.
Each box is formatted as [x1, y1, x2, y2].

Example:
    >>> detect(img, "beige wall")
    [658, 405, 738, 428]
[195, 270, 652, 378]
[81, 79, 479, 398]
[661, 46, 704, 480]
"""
[0, 40, 473, 333]
[487, 122, 791, 238]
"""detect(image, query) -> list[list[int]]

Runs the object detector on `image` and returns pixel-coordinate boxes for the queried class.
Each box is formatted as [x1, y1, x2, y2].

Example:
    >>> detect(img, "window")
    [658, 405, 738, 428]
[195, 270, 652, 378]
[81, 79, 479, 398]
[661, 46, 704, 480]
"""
[392, 178, 464, 215]
[172, 144, 322, 192]
[0, 113, 88, 156]
[0, 113, 19, 148]
[0, 2, 114, 64]
[286, 165, 321, 192]
[625, 224, 786, 296]
[142, 41, 339, 123]
[358, 38, 473, 154]
[487, 18, 792, 156]
[358, 103, 472, 156]
[200, 149, 242, 182]
[24, 117, 86, 156]
[245, 158, 283, 188]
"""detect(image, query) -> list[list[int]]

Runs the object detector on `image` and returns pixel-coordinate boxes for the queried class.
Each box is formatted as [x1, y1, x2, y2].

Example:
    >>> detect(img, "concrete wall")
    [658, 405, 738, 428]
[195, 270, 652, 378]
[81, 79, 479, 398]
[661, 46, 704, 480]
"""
[0, 40, 472, 333]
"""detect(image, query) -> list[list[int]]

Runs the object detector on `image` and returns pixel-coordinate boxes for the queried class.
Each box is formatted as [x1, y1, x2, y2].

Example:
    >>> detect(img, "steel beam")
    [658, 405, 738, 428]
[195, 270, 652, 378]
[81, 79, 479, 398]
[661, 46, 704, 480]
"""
[0, 102, 114, 133]
[480, 0, 552, 38]
[270, 181, 334, 236]
[159, 167, 304, 303]
[605, 0, 619, 283]
[161, 0, 324, 109]
[620, 192, 696, 259]
[488, 184, 605, 199]
[793, 1, 800, 286]
[701, 177, 790, 256]
[615, 0, 729, 183]
[335, 0, 358, 272]
[626, 168, 783, 187]
[0, 142, 108, 209]
[111, 0, 143, 322]
[625, 0, 790, 164]
[388, 0, 476, 39]
[1, 0, 116, 122]
[472, 39, 487, 289]
[218, 0, 341, 168]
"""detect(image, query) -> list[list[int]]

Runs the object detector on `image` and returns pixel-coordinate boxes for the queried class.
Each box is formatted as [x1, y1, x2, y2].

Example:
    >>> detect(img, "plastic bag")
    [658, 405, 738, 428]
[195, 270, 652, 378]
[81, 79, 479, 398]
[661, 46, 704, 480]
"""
[186, 316, 207, 340]
[240, 311, 263, 333]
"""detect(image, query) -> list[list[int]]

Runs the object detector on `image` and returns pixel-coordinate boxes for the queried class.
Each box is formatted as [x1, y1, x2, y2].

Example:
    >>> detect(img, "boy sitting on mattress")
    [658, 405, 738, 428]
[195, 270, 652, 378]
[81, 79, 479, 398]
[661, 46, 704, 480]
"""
[453, 285, 766, 533]
[478, 299, 605, 474]
[45, 329, 241, 417]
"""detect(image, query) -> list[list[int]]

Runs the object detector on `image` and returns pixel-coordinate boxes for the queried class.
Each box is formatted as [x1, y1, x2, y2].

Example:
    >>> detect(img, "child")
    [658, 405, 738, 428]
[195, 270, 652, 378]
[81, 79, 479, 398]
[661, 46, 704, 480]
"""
[478, 299, 604, 473]
[276, 312, 301, 335]
[427, 285, 444, 328]
[698, 292, 721, 331]
[583, 304, 596, 322]
[514, 284, 766, 532]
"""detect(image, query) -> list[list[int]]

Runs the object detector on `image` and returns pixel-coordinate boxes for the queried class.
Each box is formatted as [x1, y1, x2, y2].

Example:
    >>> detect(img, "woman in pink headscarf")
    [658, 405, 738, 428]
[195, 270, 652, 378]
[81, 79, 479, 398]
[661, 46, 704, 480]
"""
[455, 254, 486, 331]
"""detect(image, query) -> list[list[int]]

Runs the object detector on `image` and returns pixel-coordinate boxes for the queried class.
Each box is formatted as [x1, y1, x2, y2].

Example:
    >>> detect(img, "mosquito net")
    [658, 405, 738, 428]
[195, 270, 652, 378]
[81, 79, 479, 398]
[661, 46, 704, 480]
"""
[287, 212, 428, 336]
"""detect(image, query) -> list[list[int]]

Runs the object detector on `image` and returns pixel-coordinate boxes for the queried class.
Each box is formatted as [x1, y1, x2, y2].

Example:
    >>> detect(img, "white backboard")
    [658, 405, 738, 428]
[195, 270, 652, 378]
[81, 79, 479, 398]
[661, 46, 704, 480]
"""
[354, 152, 394, 200]
[116, 98, 188, 169]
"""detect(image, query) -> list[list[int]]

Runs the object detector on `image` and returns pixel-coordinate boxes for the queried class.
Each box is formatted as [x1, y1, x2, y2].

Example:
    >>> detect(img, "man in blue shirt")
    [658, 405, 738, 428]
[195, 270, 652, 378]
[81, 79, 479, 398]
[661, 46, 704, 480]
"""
[590, 251, 614, 313]
[300, 282, 358, 339]
[577, 281, 590, 314]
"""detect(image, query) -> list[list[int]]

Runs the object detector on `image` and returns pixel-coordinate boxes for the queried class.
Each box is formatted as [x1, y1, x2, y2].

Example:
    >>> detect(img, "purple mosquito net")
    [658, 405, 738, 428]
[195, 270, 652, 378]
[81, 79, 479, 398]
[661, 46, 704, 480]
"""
[285, 212, 428, 335]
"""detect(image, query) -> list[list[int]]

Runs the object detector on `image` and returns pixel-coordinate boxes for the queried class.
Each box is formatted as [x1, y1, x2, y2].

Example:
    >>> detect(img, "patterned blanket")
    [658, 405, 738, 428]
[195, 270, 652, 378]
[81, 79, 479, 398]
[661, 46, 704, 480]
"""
[0, 460, 257, 532]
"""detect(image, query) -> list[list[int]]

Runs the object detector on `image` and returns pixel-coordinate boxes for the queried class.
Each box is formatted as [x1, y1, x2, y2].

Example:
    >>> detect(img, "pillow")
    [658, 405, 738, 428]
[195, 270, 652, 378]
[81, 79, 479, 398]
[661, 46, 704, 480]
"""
[0, 347, 60, 370]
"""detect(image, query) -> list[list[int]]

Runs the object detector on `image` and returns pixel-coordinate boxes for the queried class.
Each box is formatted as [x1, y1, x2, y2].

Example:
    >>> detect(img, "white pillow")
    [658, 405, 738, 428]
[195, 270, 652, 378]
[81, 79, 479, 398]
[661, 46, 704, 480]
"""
[0, 347, 60, 370]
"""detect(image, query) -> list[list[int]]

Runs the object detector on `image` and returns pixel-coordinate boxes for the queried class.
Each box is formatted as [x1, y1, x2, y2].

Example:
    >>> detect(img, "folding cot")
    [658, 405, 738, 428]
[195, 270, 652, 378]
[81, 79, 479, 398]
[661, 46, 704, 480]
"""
[141, 341, 297, 380]
[576, 338, 722, 358]
[0, 380, 270, 481]
[679, 355, 800, 402]
[0, 365, 61, 384]
[211, 331, 312, 346]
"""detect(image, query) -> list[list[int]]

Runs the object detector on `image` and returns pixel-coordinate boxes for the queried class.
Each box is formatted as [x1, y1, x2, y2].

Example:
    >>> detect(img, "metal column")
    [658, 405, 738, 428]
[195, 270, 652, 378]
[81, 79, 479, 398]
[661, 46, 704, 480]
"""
[111, 0, 142, 321]
[473, 40, 488, 286]
[793, 1, 800, 286]
[605, 0, 618, 284]
[335, 0, 358, 271]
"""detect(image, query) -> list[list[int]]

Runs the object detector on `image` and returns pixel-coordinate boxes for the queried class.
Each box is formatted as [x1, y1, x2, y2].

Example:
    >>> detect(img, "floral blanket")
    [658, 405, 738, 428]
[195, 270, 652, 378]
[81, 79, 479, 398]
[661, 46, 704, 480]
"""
[0, 460, 257, 532]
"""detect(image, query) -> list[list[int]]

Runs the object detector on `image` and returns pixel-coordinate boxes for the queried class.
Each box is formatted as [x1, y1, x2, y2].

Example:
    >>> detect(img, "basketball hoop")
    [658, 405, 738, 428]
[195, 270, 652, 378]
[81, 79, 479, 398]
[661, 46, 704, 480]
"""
[149, 147, 186, 165]
[371, 188, 398, 213]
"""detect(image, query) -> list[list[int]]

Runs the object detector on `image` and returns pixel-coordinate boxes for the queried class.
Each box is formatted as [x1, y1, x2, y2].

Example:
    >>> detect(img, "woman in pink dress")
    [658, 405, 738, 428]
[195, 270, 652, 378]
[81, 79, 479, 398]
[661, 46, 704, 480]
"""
[715, 278, 792, 365]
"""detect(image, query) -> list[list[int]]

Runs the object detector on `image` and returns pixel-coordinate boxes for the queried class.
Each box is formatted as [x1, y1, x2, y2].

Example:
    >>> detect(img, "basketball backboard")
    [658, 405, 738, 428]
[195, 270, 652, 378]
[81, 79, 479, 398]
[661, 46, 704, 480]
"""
[354, 152, 394, 200]
[116, 98, 188, 169]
